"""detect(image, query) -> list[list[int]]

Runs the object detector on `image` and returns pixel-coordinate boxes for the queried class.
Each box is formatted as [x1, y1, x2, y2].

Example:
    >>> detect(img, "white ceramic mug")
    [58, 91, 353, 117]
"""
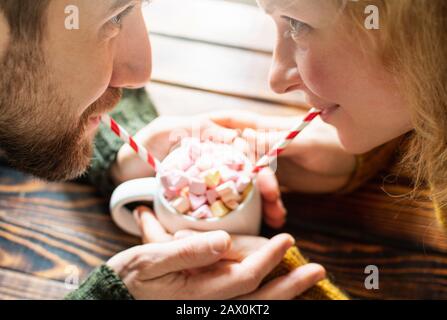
[110, 148, 262, 236]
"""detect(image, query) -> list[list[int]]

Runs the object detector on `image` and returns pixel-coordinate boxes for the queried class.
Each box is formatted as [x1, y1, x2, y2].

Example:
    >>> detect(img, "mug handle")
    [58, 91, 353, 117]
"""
[110, 177, 158, 236]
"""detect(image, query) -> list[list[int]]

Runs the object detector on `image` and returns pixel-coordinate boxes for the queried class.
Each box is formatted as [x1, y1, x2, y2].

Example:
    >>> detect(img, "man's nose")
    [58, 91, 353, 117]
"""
[109, 14, 152, 89]
[269, 39, 302, 94]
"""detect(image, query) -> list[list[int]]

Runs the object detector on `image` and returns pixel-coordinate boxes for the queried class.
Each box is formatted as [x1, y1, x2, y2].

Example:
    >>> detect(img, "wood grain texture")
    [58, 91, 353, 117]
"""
[148, 82, 306, 116]
[150, 35, 306, 107]
[0, 164, 138, 286]
[144, 0, 274, 53]
[0, 269, 70, 300]
[1, 161, 447, 299]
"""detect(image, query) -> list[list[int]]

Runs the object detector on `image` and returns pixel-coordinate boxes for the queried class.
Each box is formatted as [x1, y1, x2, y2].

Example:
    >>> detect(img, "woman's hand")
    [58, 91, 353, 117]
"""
[208, 110, 357, 193]
[110, 115, 287, 228]
[110, 115, 238, 184]
[109, 205, 325, 300]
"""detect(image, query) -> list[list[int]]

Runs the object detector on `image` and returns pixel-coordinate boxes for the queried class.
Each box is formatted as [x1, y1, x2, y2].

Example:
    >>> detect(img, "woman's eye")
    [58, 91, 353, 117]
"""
[282, 16, 311, 40]
[110, 5, 135, 27]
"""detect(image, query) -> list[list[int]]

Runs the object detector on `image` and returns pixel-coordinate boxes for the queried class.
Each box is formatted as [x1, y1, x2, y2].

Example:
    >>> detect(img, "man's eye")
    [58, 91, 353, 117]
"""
[110, 5, 135, 27]
[282, 16, 311, 40]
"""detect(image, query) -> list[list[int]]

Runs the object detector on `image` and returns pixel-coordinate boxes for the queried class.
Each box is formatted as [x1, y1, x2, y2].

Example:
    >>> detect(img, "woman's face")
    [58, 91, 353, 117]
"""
[258, 0, 413, 154]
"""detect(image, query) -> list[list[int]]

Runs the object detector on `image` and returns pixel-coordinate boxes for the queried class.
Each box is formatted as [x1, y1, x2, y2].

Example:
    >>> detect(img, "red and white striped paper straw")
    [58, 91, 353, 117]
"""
[252, 108, 321, 173]
[101, 114, 161, 172]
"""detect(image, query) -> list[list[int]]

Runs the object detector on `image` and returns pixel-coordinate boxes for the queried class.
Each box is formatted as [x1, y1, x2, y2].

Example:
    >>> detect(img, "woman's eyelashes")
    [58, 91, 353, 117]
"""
[110, 5, 136, 28]
[281, 16, 311, 40]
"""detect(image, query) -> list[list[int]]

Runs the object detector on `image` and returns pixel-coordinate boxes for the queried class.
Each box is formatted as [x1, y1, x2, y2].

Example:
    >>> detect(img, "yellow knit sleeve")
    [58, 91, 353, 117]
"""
[266, 246, 349, 300]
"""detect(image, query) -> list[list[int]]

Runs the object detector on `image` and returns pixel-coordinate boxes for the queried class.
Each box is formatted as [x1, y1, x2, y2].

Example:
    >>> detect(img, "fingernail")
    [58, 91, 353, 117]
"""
[209, 231, 231, 254]
[136, 206, 153, 216]
[285, 234, 295, 246]
[296, 264, 326, 282]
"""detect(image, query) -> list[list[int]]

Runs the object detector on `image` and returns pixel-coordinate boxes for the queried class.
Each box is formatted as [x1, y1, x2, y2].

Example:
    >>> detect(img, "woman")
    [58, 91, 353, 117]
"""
[105, 0, 447, 299]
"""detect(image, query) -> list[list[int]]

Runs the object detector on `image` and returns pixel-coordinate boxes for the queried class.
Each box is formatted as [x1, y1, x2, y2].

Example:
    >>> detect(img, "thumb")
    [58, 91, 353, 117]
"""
[141, 230, 232, 278]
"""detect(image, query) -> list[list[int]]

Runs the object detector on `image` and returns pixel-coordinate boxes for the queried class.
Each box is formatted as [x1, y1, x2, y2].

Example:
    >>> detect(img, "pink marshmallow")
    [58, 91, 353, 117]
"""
[189, 177, 207, 195]
[160, 173, 172, 189]
[206, 189, 219, 205]
[164, 187, 179, 201]
[189, 193, 207, 210]
[169, 171, 189, 190]
[225, 154, 245, 171]
[178, 154, 194, 171]
[185, 165, 200, 178]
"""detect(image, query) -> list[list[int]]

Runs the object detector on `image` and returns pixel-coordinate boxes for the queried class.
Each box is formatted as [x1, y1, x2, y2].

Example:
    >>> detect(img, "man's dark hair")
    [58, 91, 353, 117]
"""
[0, 0, 50, 42]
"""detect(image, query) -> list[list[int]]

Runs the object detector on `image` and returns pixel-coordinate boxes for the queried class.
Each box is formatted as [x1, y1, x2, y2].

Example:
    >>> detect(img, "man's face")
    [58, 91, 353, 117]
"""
[0, 0, 151, 180]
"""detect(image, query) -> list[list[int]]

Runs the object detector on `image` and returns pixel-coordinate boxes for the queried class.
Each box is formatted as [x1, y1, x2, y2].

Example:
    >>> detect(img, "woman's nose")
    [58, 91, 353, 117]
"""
[269, 38, 302, 94]
[109, 13, 152, 89]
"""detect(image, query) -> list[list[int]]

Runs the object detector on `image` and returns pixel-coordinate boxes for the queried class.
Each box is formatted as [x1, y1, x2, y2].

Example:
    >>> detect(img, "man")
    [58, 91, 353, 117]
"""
[0, 0, 325, 299]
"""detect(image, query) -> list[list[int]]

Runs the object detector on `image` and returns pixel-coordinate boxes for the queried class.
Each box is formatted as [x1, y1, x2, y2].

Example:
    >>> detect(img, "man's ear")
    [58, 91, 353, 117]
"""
[0, 10, 10, 61]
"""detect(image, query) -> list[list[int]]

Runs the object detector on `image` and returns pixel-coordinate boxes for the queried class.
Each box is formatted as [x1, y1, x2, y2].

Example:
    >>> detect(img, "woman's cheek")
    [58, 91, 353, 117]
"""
[296, 51, 337, 99]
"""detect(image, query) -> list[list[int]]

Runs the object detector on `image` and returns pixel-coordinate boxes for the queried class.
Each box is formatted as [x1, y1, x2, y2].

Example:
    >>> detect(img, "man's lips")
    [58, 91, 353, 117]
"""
[86, 115, 102, 133]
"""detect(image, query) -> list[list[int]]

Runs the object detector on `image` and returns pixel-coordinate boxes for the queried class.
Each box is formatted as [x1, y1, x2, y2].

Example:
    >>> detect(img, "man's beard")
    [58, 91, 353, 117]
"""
[0, 41, 122, 181]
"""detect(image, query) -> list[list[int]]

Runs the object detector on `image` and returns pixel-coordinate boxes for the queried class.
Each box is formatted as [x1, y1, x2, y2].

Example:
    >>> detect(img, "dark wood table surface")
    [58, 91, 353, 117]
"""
[1, 0, 446, 299]
[1, 160, 447, 300]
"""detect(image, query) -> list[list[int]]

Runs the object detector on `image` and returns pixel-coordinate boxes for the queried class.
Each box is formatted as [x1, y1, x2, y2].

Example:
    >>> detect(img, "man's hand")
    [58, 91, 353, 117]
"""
[110, 115, 287, 228]
[107, 206, 325, 300]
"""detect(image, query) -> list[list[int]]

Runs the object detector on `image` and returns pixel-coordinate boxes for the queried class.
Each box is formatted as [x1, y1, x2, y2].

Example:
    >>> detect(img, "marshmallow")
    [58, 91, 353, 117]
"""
[169, 171, 189, 190]
[225, 154, 245, 171]
[163, 140, 254, 219]
[178, 154, 194, 171]
[204, 170, 221, 188]
[188, 139, 202, 161]
[206, 189, 219, 205]
[189, 193, 207, 210]
[196, 155, 213, 171]
[216, 180, 239, 199]
[224, 199, 239, 210]
[211, 200, 230, 218]
[180, 186, 189, 198]
[218, 166, 238, 182]
[185, 165, 200, 178]
[171, 197, 190, 214]
[164, 187, 179, 201]
[236, 174, 251, 193]
[191, 205, 212, 219]
[189, 177, 207, 195]
[160, 173, 172, 189]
